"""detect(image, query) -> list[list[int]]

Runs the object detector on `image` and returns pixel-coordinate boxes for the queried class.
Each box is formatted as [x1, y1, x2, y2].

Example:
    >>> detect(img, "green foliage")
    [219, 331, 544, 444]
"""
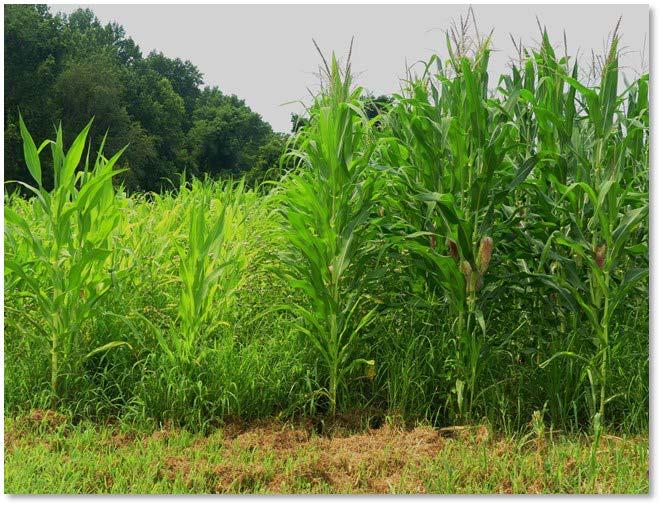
[377, 35, 524, 420]
[4, 4, 282, 193]
[172, 179, 250, 364]
[185, 88, 275, 179]
[278, 52, 378, 415]
[531, 33, 649, 429]
[5, 117, 128, 406]
[4, 17, 648, 439]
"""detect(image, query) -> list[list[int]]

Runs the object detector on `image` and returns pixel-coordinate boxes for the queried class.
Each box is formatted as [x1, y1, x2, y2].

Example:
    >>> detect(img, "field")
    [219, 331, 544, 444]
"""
[3, 21, 649, 494]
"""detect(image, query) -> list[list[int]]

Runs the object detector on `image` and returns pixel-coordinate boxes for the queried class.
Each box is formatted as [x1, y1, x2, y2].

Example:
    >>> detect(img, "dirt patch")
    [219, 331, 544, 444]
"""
[5, 410, 71, 454]
[19, 409, 68, 431]
[4, 413, 493, 493]
[303, 425, 444, 492]
[436, 424, 491, 442]
[500, 477, 513, 494]
[220, 423, 449, 493]
[161, 456, 194, 481]
[214, 462, 271, 493]
[144, 421, 177, 443]
[4, 416, 649, 494]
[144, 420, 450, 493]
[231, 420, 313, 453]
[4, 430, 18, 453]
[102, 429, 137, 449]
[315, 425, 444, 459]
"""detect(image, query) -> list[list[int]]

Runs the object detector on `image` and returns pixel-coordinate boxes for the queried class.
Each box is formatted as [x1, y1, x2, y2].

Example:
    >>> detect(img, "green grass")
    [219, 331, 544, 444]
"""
[4, 413, 648, 494]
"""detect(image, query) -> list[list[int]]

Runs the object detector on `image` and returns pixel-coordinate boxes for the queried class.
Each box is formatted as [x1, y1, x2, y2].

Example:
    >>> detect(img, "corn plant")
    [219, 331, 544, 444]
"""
[4, 117, 128, 406]
[492, 31, 586, 427]
[378, 32, 533, 419]
[536, 33, 649, 427]
[2, 18, 649, 435]
[155, 179, 249, 367]
[278, 49, 377, 416]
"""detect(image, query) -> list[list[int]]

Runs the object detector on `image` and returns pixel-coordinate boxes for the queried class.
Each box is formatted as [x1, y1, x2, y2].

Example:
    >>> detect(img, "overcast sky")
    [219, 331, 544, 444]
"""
[49, 4, 649, 133]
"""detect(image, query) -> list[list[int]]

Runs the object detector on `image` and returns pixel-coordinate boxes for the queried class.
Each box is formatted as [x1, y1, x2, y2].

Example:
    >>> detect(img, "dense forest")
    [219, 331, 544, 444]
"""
[4, 4, 287, 191]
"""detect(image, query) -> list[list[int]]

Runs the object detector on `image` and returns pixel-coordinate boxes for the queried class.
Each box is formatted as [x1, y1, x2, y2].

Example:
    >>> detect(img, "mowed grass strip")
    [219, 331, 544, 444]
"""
[4, 412, 648, 494]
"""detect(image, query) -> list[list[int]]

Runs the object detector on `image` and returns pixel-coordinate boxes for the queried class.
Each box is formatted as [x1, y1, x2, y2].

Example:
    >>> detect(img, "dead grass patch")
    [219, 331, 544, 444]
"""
[4, 415, 649, 494]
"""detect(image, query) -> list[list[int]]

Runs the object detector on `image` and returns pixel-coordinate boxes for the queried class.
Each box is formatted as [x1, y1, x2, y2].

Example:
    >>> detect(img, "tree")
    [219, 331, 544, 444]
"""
[144, 51, 203, 120]
[4, 4, 67, 183]
[62, 8, 141, 65]
[363, 93, 393, 125]
[51, 53, 156, 189]
[244, 132, 289, 185]
[4, 5, 283, 192]
[124, 65, 187, 189]
[185, 87, 273, 177]
[290, 112, 309, 133]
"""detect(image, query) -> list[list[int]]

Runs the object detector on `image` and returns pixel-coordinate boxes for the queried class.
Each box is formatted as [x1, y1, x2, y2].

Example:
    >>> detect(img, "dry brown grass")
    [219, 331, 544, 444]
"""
[4, 412, 649, 494]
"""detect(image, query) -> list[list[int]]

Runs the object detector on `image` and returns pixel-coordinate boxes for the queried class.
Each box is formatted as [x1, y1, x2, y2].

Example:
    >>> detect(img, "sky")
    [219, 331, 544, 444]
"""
[48, 3, 649, 133]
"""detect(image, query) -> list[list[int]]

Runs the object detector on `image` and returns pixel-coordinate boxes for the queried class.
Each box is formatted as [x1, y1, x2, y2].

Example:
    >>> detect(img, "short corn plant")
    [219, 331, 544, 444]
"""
[278, 50, 377, 416]
[4, 117, 128, 406]
[158, 179, 248, 368]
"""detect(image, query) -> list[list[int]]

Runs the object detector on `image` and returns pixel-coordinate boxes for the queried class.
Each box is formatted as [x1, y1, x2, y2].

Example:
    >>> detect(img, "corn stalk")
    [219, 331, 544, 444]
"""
[535, 32, 649, 428]
[378, 36, 532, 420]
[156, 178, 248, 368]
[278, 49, 377, 416]
[5, 117, 129, 406]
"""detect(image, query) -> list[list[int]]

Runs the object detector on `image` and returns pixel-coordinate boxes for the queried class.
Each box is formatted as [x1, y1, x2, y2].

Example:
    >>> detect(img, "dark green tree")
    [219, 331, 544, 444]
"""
[4, 5, 284, 192]
[4, 5, 67, 183]
[143, 51, 203, 120]
[185, 87, 273, 178]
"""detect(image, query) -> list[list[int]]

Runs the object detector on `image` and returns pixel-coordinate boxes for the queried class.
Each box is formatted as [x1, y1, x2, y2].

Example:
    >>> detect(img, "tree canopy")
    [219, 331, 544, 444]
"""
[4, 4, 285, 192]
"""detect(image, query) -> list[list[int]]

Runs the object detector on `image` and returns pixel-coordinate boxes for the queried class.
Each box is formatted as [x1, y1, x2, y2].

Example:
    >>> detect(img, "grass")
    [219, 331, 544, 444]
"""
[4, 411, 648, 494]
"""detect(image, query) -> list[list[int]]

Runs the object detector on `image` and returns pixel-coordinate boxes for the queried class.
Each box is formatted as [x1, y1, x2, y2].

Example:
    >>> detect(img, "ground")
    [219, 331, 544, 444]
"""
[4, 410, 649, 494]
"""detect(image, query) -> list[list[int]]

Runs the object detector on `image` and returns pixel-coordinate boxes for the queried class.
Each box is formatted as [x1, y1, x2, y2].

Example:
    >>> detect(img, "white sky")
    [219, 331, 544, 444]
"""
[48, 3, 649, 133]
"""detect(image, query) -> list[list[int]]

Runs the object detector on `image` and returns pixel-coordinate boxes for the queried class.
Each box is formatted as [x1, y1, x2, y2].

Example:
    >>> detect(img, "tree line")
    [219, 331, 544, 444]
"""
[4, 4, 286, 192]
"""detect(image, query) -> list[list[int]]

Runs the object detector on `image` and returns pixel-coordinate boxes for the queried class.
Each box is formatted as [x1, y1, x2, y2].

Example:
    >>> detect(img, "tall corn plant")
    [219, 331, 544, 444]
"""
[278, 50, 377, 416]
[494, 31, 586, 427]
[4, 117, 128, 406]
[536, 33, 649, 428]
[379, 35, 529, 419]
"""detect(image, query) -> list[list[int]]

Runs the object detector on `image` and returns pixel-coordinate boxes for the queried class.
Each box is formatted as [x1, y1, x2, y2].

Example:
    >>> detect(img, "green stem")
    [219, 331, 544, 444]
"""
[466, 290, 478, 417]
[456, 306, 466, 418]
[599, 288, 610, 422]
[51, 332, 59, 409]
[329, 363, 337, 417]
